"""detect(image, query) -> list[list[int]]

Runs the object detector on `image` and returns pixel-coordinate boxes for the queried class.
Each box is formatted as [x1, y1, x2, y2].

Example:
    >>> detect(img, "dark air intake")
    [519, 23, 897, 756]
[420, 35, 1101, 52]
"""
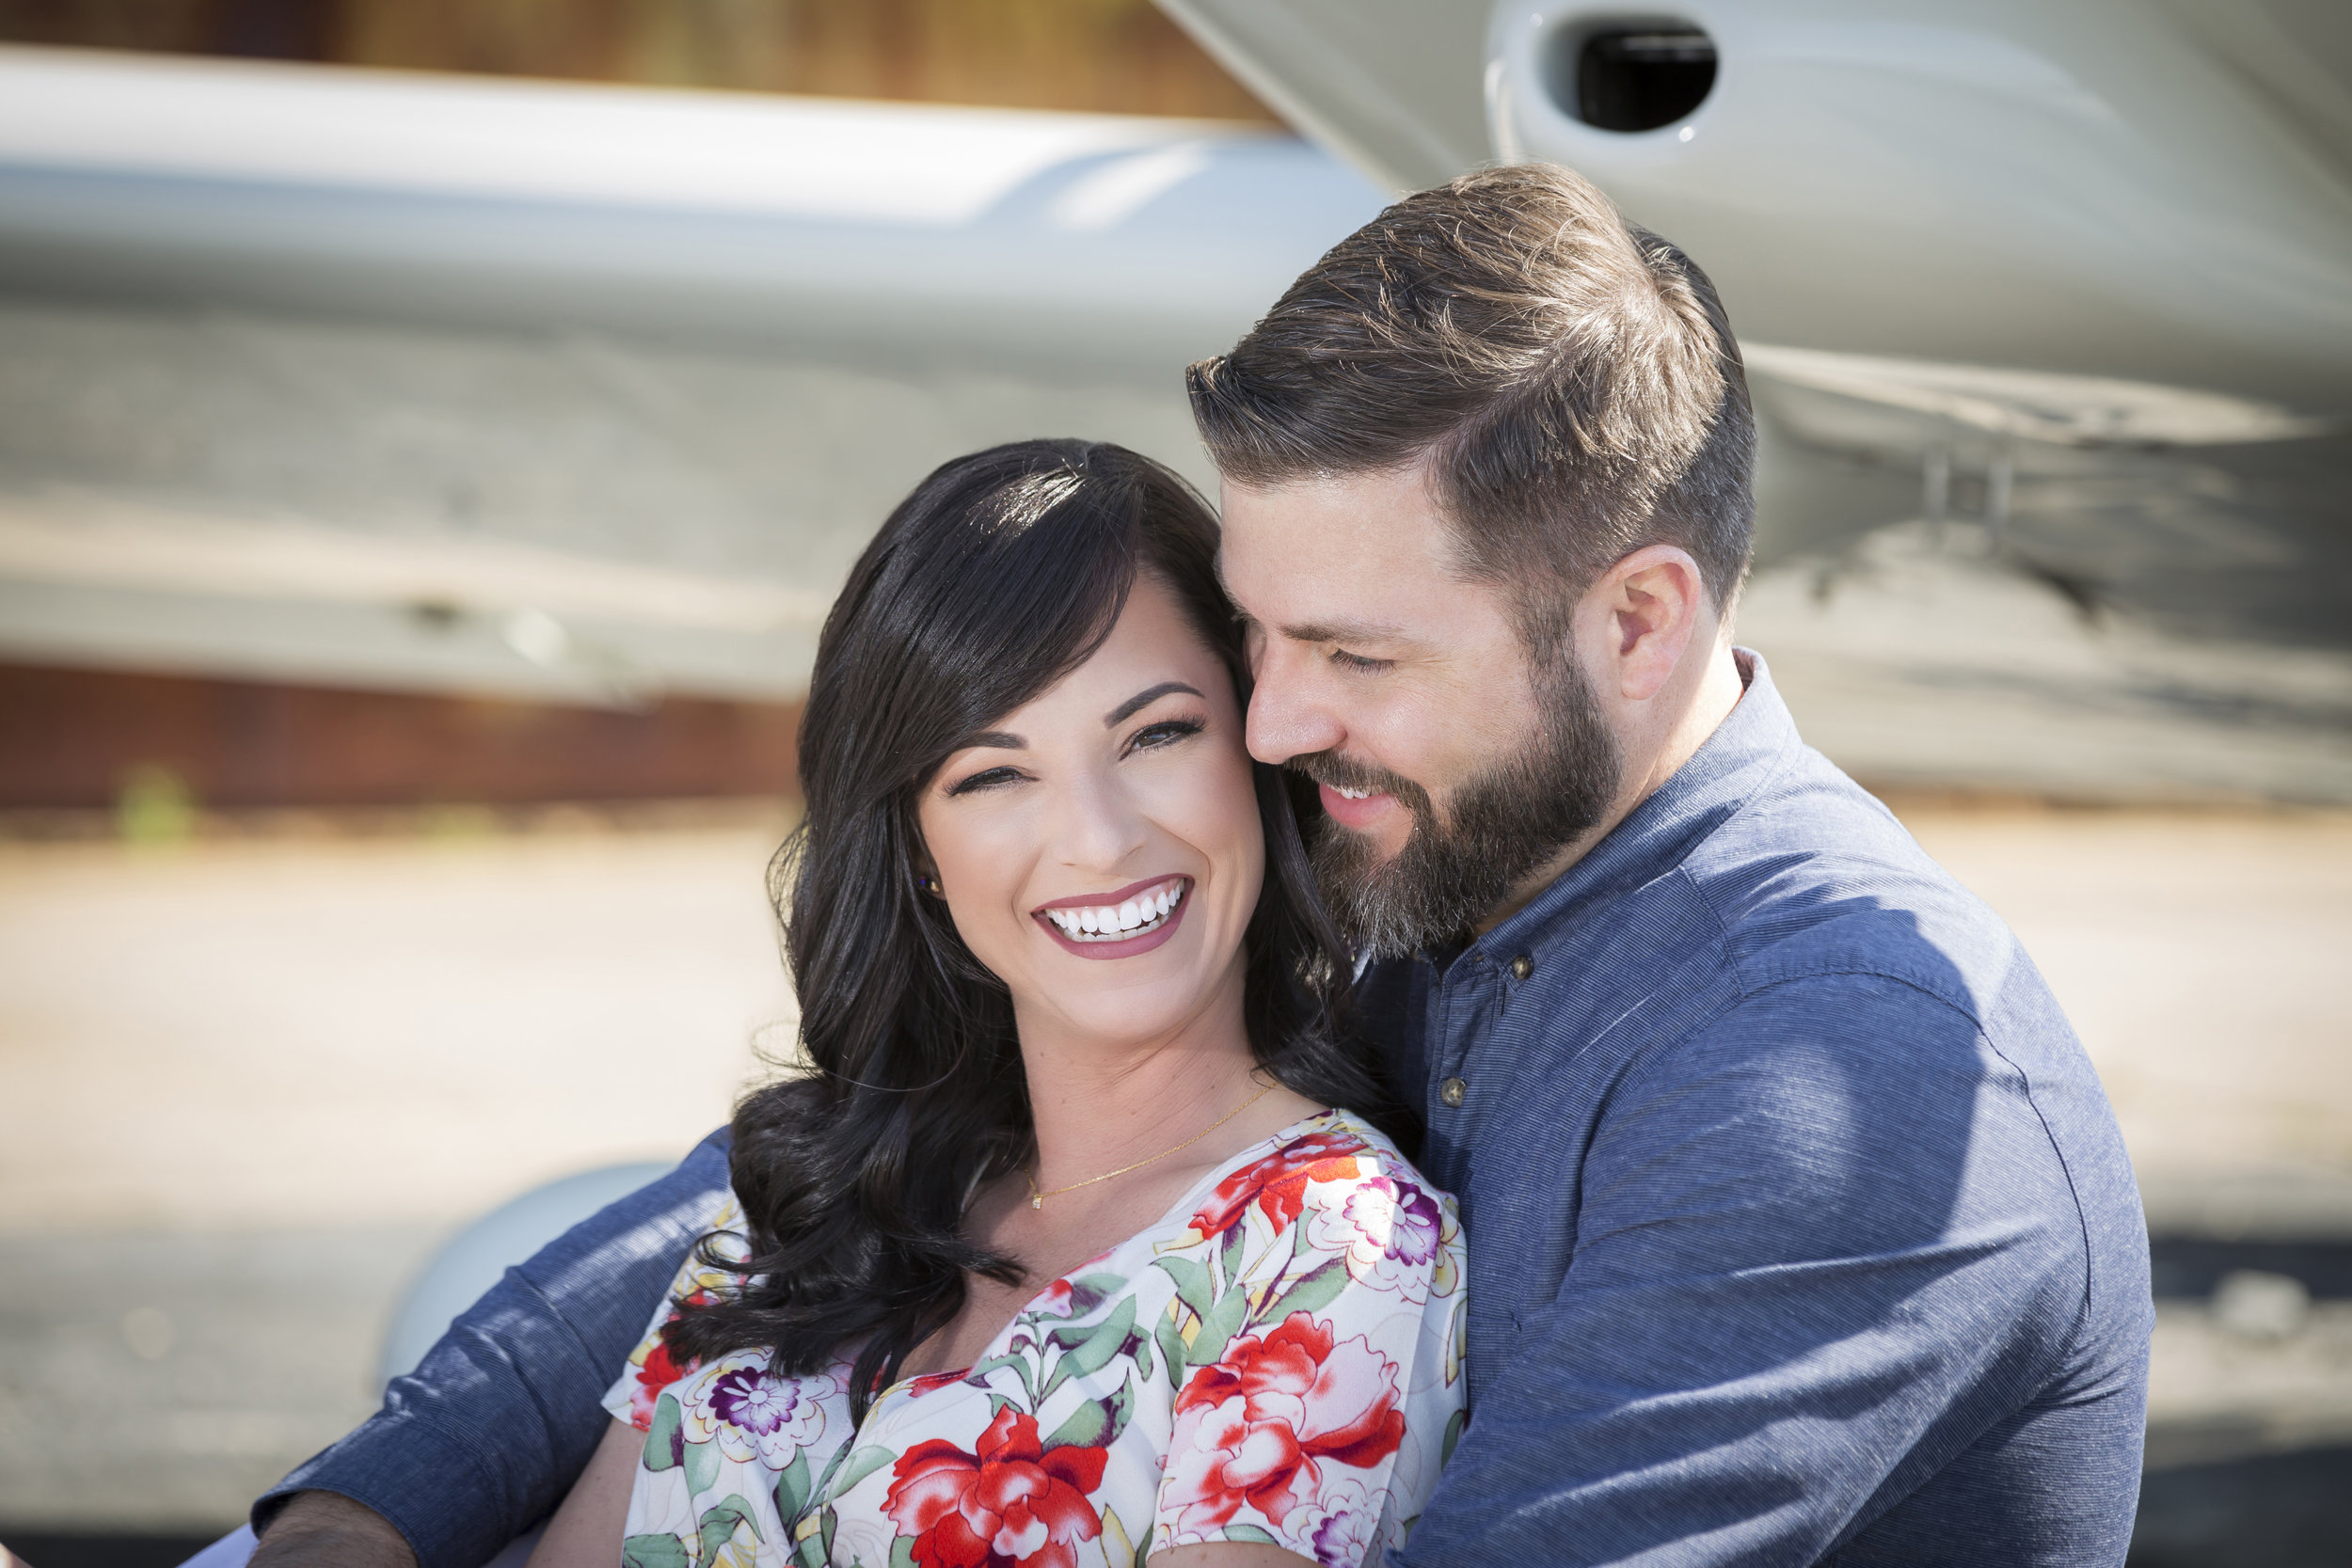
[1575, 26, 1717, 132]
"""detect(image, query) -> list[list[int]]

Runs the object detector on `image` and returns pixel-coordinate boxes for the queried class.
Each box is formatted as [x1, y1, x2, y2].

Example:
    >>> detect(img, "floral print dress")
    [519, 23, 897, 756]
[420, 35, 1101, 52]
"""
[601, 1110, 1468, 1568]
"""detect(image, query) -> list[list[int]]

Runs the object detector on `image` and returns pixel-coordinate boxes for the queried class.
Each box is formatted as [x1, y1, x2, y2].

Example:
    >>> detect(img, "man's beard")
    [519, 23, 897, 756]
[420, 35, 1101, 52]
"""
[1290, 653, 1621, 960]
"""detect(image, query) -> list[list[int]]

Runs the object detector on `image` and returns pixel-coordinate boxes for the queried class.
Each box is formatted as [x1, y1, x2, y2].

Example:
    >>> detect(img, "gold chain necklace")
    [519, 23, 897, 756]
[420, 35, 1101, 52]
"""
[1025, 1079, 1279, 1210]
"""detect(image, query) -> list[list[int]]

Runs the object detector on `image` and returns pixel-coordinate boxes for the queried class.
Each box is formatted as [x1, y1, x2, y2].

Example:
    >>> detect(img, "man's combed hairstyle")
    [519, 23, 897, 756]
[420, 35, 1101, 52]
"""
[1187, 163, 1756, 615]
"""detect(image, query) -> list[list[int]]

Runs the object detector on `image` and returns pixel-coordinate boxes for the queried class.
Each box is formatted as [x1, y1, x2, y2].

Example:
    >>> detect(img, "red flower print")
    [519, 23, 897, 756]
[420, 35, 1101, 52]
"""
[903, 1369, 968, 1399]
[1164, 1311, 1404, 1533]
[883, 1405, 1107, 1568]
[1189, 1131, 1367, 1240]
[627, 1337, 689, 1430]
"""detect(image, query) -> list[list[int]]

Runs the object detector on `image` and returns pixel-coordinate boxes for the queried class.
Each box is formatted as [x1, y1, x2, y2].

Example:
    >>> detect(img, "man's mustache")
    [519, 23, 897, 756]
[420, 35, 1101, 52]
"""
[1283, 751, 1437, 819]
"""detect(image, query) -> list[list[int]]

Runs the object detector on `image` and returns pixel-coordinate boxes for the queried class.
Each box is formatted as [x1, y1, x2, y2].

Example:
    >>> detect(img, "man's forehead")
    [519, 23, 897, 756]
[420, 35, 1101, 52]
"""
[1216, 467, 1470, 627]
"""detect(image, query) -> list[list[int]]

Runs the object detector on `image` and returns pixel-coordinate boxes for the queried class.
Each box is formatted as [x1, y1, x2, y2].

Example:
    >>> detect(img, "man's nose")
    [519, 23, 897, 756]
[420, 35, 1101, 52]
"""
[1245, 645, 1345, 765]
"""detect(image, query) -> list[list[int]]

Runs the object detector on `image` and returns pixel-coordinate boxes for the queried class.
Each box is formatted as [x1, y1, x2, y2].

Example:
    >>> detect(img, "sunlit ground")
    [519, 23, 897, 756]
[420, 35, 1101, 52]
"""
[0, 800, 2346, 1533]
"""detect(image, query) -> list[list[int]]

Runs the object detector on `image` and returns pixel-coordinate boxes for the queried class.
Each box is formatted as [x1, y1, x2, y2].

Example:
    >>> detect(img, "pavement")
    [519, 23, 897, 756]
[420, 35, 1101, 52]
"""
[0, 800, 2346, 1539]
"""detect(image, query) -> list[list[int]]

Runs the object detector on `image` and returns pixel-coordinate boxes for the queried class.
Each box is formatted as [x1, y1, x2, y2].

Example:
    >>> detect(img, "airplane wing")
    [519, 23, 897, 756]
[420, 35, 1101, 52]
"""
[1, 27, 2346, 802]
[1152, 0, 1492, 192]
[0, 45, 1385, 707]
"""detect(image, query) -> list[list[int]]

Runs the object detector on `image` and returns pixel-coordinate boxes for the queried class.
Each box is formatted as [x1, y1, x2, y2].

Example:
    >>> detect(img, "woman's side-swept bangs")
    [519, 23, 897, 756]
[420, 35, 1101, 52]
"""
[822, 451, 1152, 806]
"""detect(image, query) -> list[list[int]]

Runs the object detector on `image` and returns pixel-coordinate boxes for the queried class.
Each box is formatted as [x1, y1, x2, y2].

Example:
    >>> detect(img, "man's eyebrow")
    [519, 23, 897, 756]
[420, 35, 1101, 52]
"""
[1104, 682, 1202, 728]
[1279, 618, 1412, 646]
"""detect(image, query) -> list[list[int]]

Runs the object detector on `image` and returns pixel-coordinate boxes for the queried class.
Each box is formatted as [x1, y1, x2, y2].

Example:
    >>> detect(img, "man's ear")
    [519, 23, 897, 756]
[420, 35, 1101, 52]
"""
[1592, 545, 1708, 703]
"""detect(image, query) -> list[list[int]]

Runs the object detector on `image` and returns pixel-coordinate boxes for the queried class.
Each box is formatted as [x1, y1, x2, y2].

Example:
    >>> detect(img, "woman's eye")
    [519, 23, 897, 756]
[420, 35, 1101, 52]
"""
[946, 767, 1025, 797]
[1129, 717, 1205, 753]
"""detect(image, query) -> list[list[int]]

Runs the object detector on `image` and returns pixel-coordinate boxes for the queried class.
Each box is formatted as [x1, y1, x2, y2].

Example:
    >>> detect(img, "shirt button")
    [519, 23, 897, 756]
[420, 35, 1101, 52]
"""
[1510, 955, 1533, 980]
[1439, 1077, 1467, 1107]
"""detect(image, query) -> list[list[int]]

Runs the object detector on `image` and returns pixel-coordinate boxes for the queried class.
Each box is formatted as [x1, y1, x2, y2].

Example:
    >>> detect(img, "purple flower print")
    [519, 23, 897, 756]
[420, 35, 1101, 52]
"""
[681, 1352, 835, 1467]
[1372, 1181, 1443, 1269]
[1309, 1175, 1455, 1296]
[1301, 1481, 1379, 1565]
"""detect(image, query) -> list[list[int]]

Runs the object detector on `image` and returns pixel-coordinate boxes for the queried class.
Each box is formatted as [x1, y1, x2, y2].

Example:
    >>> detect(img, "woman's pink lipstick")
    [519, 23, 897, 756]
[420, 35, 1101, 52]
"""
[1032, 875, 1192, 962]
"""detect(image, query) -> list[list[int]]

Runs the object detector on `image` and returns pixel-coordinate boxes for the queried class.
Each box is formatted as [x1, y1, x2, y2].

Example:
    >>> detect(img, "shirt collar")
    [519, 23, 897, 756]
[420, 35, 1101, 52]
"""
[1464, 648, 1799, 965]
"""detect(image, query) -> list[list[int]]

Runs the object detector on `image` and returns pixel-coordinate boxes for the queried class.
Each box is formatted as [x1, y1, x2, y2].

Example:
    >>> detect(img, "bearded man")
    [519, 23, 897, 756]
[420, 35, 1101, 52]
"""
[244, 166, 2152, 1567]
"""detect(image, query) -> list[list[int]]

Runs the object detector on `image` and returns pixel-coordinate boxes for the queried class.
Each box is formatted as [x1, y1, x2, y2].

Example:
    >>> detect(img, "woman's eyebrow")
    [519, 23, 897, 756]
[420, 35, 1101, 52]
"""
[1104, 682, 1202, 727]
[963, 730, 1025, 751]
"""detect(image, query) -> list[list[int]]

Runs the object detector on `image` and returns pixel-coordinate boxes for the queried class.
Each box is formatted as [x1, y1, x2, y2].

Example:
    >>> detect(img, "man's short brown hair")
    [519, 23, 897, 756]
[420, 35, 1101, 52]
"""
[1188, 164, 1755, 616]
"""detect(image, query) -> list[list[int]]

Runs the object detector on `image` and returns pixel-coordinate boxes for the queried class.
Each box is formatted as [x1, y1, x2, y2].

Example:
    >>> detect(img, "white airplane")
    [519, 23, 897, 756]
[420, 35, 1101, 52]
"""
[7, 8, 2338, 1486]
[2, 6, 2347, 800]
[0, 43, 1386, 707]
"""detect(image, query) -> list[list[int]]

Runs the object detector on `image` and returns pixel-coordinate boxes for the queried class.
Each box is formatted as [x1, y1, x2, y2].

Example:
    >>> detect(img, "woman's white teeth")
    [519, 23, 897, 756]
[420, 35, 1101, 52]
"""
[1335, 785, 1372, 800]
[1044, 881, 1184, 942]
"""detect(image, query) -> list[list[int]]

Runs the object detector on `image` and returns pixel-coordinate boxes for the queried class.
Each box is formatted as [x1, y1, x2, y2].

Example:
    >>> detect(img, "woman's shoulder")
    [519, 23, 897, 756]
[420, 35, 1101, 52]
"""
[1186, 1110, 1453, 1223]
[1177, 1110, 1461, 1301]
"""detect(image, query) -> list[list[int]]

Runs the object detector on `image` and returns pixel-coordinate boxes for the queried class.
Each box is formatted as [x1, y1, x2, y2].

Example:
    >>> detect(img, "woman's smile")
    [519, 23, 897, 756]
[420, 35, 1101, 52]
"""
[1032, 874, 1192, 958]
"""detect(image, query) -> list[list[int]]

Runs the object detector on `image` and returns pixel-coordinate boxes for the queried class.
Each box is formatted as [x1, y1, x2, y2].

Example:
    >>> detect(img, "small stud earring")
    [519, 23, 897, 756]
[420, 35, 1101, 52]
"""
[916, 874, 939, 895]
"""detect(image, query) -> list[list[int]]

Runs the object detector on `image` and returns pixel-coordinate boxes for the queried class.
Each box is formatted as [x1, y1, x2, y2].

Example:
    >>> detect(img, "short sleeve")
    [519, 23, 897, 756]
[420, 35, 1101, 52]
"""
[597, 1188, 748, 1432]
[1154, 1134, 1469, 1566]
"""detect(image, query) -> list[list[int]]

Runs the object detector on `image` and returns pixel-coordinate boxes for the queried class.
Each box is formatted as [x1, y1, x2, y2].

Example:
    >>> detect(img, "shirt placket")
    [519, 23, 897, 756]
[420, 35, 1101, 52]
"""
[1422, 949, 1503, 1192]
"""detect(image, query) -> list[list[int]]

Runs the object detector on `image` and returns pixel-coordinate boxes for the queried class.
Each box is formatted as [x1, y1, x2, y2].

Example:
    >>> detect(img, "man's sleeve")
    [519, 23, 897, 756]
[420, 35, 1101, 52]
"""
[252, 1128, 733, 1568]
[1396, 974, 2092, 1566]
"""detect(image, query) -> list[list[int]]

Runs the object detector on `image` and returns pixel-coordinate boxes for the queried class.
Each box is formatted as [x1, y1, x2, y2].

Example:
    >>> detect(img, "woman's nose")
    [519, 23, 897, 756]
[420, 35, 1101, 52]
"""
[1054, 771, 1150, 872]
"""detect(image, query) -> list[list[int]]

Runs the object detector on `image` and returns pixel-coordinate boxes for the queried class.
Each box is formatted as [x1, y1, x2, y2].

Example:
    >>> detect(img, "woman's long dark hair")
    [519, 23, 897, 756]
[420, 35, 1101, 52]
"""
[665, 438, 1395, 1415]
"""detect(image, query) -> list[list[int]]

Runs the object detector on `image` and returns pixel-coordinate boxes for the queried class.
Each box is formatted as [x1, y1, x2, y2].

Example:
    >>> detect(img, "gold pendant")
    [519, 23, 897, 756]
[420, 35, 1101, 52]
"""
[1030, 1194, 1043, 1210]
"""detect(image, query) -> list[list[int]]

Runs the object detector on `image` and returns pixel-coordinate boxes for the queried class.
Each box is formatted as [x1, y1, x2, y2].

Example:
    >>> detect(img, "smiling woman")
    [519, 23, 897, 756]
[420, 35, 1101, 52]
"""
[518, 439, 1466, 1568]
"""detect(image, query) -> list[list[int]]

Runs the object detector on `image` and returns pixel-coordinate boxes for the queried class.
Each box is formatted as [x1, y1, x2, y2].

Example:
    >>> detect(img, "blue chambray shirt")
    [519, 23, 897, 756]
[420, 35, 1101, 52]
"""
[261, 653, 2152, 1567]
[1364, 653, 2151, 1564]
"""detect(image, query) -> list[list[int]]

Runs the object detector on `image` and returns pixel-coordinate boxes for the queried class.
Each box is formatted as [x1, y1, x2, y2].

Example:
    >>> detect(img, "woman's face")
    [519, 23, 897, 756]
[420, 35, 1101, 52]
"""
[916, 571, 1263, 1053]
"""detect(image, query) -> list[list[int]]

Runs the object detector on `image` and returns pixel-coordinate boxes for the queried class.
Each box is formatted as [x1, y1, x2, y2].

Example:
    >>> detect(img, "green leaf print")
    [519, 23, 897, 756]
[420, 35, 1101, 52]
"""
[1100, 1373, 1137, 1446]
[1188, 1281, 1252, 1370]
[1155, 1256, 1214, 1322]
[1223, 1523, 1281, 1545]
[1441, 1405, 1468, 1467]
[683, 1432, 722, 1496]
[1218, 1219, 1248, 1291]
[621, 1533, 690, 1568]
[1042, 1394, 1109, 1450]
[1154, 1301, 1188, 1388]
[889, 1534, 919, 1568]
[772, 1446, 814, 1519]
[826, 1442, 899, 1500]
[695, 1494, 764, 1568]
[644, 1394, 686, 1473]
[1043, 1370, 1136, 1452]
[1263, 1255, 1352, 1323]
[1129, 1317, 1155, 1383]
[968, 1349, 1035, 1402]
[1038, 1295, 1136, 1401]
[1059, 1270, 1126, 1318]
[789, 1505, 836, 1568]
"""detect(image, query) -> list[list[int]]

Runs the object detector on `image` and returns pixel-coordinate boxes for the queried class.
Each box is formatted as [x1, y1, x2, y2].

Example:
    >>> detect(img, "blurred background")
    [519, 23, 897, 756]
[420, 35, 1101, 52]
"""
[0, 2, 2345, 1565]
